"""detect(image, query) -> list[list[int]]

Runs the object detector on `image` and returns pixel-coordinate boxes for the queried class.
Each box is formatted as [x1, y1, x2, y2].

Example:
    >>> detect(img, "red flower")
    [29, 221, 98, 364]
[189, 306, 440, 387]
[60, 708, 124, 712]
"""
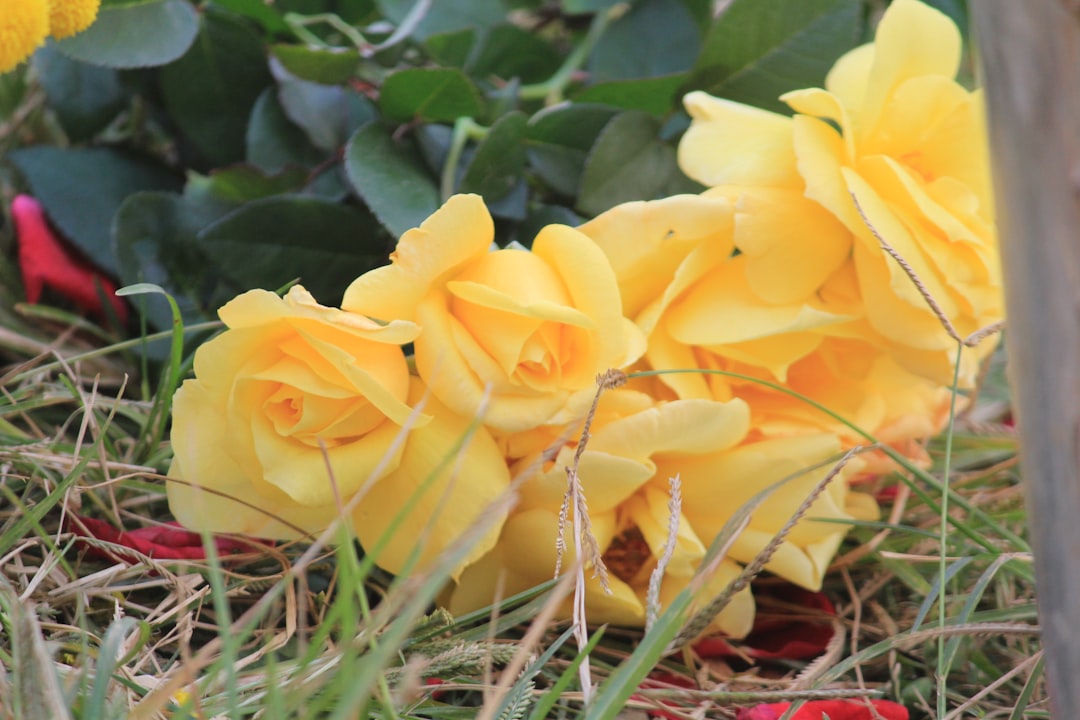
[70, 515, 257, 562]
[736, 700, 909, 720]
[12, 194, 129, 324]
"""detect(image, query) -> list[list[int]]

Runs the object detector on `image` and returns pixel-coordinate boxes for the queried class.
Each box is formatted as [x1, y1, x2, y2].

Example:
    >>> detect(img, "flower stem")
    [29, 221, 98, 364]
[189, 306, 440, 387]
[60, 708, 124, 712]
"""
[518, 3, 629, 105]
[440, 117, 489, 201]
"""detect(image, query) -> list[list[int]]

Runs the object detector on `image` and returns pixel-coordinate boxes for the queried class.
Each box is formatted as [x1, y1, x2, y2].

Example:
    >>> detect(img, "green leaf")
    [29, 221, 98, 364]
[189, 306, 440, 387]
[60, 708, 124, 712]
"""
[561, 0, 623, 12]
[246, 88, 329, 173]
[577, 110, 678, 216]
[9, 146, 181, 275]
[213, 0, 291, 33]
[573, 73, 688, 116]
[424, 28, 477, 69]
[276, 69, 376, 151]
[343, 123, 440, 237]
[375, 0, 508, 39]
[524, 103, 619, 196]
[467, 24, 563, 85]
[54, 0, 199, 68]
[114, 192, 227, 331]
[688, 0, 862, 114]
[32, 45, 127, 141]
[589, 0, 701, 82]
[271, 45, 363, 85]
[461, 111, 527, 202]
[197, 196, 387, 305]
[379, 68, 484, 123]
[160, 6, 273, 166]
[186, 166, 310, 210]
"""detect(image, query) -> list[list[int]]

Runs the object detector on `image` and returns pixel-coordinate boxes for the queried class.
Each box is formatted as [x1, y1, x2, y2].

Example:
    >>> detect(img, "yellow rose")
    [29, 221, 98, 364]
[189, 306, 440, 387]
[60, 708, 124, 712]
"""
[580, 196, 951, 449]
[0, 0, 48, 74]
[342, 194, 644, 433]
[679, 0, 1001, 387]
[168, 287, 511, 577]
[451, 391, 756, 637]
[451, 387, 874, 637]
[168, 286, 421, 541]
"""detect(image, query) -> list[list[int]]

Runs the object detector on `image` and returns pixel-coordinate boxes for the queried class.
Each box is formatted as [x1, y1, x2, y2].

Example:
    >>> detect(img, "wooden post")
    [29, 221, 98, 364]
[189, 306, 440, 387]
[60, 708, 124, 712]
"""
[972, 2, 1080, 714]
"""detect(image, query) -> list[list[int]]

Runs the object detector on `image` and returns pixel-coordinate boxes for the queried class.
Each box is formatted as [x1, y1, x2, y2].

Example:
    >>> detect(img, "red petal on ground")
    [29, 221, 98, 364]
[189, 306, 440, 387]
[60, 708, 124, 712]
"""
[736, 700, 909, 720]
[70, 516, 257, 562]
[12, 194, 129, 324]
[694, 588, 836, 661]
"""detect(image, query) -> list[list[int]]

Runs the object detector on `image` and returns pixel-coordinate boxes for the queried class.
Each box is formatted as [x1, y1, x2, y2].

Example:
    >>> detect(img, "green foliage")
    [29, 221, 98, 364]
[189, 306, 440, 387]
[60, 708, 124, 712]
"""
[1, 0, 873, 334]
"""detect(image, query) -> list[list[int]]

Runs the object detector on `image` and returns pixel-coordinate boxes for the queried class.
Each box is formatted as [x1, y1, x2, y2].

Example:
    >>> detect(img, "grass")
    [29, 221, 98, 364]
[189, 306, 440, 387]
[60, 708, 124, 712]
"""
[0, 275, 1043, 719]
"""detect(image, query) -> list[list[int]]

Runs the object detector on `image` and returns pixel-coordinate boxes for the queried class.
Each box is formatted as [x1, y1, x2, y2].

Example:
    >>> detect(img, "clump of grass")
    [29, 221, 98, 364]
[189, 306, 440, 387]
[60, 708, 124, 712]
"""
[0, 271, 1042, 720]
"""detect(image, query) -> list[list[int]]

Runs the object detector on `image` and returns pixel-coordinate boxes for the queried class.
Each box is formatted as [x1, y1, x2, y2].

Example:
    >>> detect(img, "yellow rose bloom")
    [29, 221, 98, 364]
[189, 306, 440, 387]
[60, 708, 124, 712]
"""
[580, 195, 953, 450]
[449, 389, 874, 637]
[679, 0, 1001, 388]
[0, 0, 49, 74]
[342, 194, 645, 433]
[49, 0, 102, 39]
[168, 285, 422, 541]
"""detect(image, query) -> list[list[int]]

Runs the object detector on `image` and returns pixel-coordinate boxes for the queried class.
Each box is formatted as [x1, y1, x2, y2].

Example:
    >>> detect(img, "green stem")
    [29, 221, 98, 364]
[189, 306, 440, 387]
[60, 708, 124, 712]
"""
[284, 12, 369, 53]
[937, 342, 965, 719]
[440, 117, 489, 201]
[518, 3, 629, 104]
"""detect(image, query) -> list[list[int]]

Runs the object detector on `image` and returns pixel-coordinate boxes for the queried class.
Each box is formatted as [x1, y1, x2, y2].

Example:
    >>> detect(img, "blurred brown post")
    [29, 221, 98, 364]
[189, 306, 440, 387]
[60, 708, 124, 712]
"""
[972, 2, 1080, 714]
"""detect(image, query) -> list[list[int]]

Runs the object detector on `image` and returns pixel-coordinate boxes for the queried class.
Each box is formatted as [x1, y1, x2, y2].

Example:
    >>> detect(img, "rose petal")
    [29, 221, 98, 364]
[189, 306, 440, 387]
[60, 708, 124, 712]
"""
[736, 699, 909, 720]
[70, 516, 258, 562]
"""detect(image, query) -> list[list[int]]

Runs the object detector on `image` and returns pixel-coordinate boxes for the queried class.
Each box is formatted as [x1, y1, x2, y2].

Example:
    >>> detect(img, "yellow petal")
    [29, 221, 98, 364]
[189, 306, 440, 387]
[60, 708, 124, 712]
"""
[859, 0, 962, 141]
[342, 194, 493, 321]
[706, 186, 852, 304]
[518, 447, 655, 514]
[591, 398, 750, 459]
[657, 558, 754, 638]
[823, 42, 875, 116]
[644, 320, 716, 400]
[790, 115, 863, 232]
[353, 379, 511, 580]
[680, 92, 802, 189]
[781, 87, 856, 164]
[666, 256, 852, 346]
[578, 195, 735, 320]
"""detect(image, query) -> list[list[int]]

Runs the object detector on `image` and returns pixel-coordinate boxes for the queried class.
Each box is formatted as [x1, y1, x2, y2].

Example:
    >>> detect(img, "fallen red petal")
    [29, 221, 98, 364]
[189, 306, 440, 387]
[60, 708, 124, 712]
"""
[736, 699, 909, 720]
[12, 194, 129, 324]
[70, 515, 256, 562]
[694, 587, 836, 661]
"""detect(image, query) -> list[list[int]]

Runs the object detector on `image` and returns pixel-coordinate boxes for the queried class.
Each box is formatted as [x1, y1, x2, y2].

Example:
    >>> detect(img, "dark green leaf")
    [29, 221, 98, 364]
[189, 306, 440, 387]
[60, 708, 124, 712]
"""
[160, 7, 273, 166]
[524, 103, 619, 196]
[573, 73, 687, 116]
[577, 110, 677, 216]
[688, 0, 862, 114]
[54, 0, 199, 68]
[589, 0, 701, 82]
[277, 68, 376, 151]
[9, 147, 181, 275]
[379, 68, 484, 123]
[375, 0, 507, 39]
[561, 0, 623, 12]
[271, 45, 363, 85]
[246, 88, 329, 173]
[32, 45, 127, 141]
[197, 196, 386, 305]
[461, 111, 527, 202]
[114, 192, 229, 331]
[343, 123, 440, 237]
[424, 29, 476, 69]
[467, 24, 563, 85]
[213, 0, 291, 33]
[515, 203, 584, 247]
[186, 167, 310, 210]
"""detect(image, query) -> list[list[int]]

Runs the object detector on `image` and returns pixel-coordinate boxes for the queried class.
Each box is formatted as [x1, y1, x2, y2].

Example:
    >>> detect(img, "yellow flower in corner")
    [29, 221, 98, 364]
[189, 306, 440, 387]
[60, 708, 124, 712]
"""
[0, 0, 49, 74]
[679, 0, 1002, 388]
[343, 194, 645, 433]
[49, 0, 102, 40]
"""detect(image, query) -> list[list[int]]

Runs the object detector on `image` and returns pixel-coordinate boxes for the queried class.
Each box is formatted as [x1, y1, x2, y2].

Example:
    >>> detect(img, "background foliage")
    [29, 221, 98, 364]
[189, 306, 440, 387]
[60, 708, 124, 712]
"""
[0, 0, 966, 336]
